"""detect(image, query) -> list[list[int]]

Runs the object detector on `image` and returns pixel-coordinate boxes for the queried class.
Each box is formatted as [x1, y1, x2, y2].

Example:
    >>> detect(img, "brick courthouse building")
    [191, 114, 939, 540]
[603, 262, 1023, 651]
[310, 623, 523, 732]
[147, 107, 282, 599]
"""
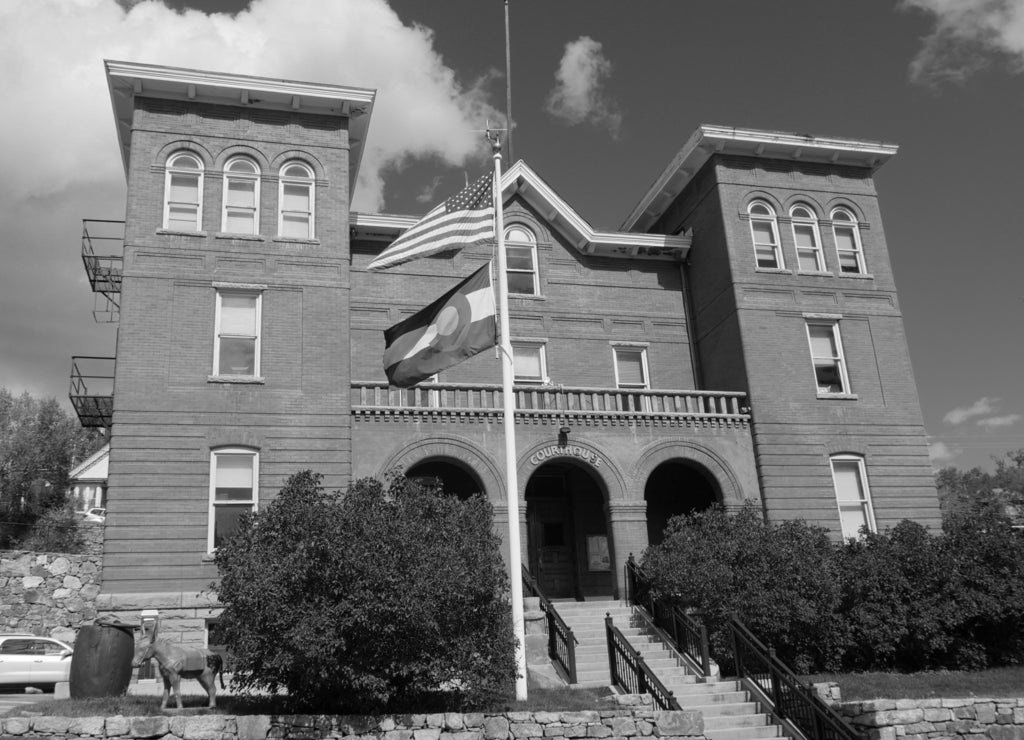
[70, 61, 940, 642]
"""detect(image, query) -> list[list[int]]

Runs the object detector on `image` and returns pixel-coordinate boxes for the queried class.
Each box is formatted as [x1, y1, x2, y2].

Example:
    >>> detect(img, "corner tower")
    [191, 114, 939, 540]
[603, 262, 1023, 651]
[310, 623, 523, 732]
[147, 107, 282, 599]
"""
[96, 61, 374, 607]
[626, 126, 941, 537]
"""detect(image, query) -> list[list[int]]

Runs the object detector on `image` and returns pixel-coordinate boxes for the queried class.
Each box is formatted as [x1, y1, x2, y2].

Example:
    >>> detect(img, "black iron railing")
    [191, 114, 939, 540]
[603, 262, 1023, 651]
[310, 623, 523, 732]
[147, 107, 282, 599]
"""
[605, 614, 679, 710]
[521, 565, 578, 684]
[729, 617, 862, 740]
[69, 356, 115, 428]
[625, 555, 711, 679]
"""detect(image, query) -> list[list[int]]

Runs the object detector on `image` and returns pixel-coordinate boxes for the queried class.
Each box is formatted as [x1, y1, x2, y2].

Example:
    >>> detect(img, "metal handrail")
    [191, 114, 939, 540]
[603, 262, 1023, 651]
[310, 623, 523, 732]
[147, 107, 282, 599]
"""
[605, 614, 679, 710]
[521, 565, 578, 684]
[729, 616, 862, 740]
[625, 555, 711, 679]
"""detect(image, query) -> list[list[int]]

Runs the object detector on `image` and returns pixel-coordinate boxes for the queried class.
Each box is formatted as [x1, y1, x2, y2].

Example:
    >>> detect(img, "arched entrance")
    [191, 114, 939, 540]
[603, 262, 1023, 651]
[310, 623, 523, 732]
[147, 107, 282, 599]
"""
[644, 460, 721, 546]
[526, 461, 611, 600]
[407, 459, 484, 501]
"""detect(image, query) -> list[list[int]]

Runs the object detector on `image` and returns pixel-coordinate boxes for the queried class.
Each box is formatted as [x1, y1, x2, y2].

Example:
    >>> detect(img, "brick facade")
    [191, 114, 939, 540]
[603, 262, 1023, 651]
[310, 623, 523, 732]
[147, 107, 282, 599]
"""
[82, 65, 940, 643]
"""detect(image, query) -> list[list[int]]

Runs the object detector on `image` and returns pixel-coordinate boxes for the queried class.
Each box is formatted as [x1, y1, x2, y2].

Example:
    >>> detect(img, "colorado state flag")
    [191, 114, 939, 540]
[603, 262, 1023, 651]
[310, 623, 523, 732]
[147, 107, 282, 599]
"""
[382, 263, 497, 388]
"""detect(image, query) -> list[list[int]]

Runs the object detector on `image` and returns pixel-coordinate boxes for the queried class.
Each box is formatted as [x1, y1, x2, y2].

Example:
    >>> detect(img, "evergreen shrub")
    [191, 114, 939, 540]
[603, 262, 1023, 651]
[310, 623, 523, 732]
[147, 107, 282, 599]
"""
[213, 471, 517, 712]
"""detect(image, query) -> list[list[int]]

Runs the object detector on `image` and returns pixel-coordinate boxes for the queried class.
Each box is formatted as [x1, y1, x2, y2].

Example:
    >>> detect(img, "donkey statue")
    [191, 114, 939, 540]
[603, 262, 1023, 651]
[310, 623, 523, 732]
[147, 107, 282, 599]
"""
[131, 623, 225, 710]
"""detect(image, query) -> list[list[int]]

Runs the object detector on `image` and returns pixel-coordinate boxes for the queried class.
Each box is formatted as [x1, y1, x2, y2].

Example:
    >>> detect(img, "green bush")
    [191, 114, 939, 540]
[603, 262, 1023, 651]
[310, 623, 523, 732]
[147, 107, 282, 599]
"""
[20, 504, 85, 553]
[213, 471, 517, 712]
[641, 506, 843, 673]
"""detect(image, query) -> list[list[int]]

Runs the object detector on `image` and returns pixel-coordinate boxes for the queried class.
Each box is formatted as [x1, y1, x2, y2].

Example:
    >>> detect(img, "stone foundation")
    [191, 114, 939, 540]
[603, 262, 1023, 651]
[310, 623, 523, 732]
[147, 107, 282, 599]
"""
[0, 708, 705, 740]
[836, 698, 1024, 740]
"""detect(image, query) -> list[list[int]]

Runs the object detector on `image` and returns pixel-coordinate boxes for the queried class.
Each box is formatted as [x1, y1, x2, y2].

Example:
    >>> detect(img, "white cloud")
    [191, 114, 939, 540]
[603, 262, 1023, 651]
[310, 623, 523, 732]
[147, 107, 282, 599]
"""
[977, 414, 1022, 429]
[545, 36, 622, 137]
[928, 440, 962, 464]
[0, 0, 500, 211]
[901, 0, 1024, 86]
[944, 396, 999, 424]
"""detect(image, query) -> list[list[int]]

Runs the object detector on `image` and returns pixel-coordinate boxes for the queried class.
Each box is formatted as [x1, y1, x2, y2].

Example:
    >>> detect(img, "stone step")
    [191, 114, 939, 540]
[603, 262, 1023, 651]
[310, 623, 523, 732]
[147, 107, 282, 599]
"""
[703, 726, 786, 740]
[677, 702, 760, 718]
[702, 714, 771, 731]
[670, 690, 751, 705]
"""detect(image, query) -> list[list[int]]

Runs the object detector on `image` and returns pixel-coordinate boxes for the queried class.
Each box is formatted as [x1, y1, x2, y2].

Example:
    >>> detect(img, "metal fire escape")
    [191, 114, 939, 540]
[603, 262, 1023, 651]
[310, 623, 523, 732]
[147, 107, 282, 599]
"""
[69, 219, 122, 428]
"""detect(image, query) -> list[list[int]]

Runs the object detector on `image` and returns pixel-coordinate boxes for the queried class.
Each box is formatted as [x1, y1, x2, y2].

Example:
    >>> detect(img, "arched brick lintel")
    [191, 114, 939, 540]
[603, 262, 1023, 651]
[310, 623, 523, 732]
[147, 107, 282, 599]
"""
[377, 436, 505, 505]
[516, 439, 628, 506]
[631, 440, 749, 507]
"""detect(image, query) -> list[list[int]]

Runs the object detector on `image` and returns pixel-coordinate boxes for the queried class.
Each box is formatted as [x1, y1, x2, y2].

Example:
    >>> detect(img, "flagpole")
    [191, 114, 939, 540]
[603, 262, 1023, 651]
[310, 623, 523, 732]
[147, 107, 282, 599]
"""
[490, 132, 527, 701]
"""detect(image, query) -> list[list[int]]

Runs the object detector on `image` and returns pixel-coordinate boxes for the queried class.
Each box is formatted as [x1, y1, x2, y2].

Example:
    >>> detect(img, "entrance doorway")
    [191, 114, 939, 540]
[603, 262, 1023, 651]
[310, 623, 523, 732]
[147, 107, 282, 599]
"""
[407, 459, 484, 500]
[644, 460, 720, 546]
[526, 462, 611, 600]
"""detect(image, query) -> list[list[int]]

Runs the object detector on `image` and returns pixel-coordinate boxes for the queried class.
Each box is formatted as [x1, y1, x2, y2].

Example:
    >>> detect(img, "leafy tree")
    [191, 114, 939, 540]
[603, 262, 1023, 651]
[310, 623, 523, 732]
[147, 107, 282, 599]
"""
[0, 388, 103, 548]
[213, 471, 517, 712]
[641, 505, 843, 673]
[936, 449, 1024, 520]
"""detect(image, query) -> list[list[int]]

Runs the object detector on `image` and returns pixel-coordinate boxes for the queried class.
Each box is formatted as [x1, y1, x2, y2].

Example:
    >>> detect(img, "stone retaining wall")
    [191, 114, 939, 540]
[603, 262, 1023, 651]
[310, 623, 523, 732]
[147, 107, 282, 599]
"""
[0, 709, 704, 740]
[836, 698, 1024, 740]
[0, 523, 104, 643]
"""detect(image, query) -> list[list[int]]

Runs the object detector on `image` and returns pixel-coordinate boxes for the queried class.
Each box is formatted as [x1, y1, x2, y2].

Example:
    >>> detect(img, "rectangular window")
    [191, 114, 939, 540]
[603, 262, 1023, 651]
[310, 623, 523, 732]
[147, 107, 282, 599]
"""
[167, 173, 201, 231]
[214, 291, 261, 377]
[224, 178, 257, 234]
[280, 183, 312, 238]
[506, 244, 538, 295]
[831, 456, 876, 538]
[613, 346, 649, 389]
[512, 342, 547, 383]
[794, 223, 824, 272]
[209, 449, 258, 551]
[806, 321, 850, 395]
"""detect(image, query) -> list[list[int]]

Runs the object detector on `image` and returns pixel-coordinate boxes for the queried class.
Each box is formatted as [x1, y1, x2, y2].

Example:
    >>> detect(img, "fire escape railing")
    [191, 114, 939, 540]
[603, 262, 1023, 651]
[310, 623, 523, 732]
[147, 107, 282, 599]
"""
[81, 219, 124, 323]
[69, 356, 115, 428]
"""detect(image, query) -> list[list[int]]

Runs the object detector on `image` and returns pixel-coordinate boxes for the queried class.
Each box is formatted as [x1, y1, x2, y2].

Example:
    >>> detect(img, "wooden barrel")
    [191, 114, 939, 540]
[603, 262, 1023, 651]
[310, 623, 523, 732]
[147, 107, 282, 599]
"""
[69, 624, 134, 698]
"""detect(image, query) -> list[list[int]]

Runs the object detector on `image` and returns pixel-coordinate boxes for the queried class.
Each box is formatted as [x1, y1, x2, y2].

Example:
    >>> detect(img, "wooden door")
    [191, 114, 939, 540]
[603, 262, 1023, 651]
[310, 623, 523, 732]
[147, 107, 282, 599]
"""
[530, 497, 575, 598]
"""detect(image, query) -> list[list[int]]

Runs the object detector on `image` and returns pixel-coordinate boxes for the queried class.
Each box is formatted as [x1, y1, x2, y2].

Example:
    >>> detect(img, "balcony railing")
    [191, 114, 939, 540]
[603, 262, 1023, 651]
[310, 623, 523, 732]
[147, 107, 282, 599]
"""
[352, 382, 749, 426]
[81, 219, 124, 322]
[69, 356, 115, 428]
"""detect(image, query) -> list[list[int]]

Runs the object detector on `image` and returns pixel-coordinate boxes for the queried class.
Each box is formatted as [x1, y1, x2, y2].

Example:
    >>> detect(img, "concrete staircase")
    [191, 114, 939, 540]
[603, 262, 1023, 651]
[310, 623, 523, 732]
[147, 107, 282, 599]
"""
[552, 600, 788, 740]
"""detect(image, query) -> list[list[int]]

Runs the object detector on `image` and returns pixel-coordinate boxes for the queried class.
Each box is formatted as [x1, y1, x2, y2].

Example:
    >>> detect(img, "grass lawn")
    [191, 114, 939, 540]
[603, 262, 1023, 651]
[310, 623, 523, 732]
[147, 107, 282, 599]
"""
[3, 687, 610, 718]
[803, 666, 1024, 701]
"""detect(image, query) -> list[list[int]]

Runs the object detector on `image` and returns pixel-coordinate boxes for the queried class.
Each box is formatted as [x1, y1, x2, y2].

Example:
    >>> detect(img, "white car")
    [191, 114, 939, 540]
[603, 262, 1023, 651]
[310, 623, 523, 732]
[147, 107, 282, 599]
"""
[0, 634, 73, 687]
[83, 508, 106, 522]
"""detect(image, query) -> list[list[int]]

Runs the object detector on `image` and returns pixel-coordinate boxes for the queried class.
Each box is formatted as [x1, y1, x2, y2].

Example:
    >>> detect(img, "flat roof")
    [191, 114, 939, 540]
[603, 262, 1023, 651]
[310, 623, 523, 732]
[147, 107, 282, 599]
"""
[622, 124, 899, 233]
[105, 60, 376, 200]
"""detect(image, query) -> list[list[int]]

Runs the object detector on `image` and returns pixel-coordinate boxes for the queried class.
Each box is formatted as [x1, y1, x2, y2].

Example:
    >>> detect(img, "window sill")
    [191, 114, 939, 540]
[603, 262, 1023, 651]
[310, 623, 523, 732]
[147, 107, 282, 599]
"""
[816, 392, 859, 400]
[214, 232, 265, 242]
[797, 270, 834, 277]
[838, 272, 874, 280]
[208, 375, 266, 384]
[201, 553, 216, 564]
[754, 267, 792, 274]
[510, 293, 545, 301]
[272, 237, 320, 246]
[157, 229, 208, 237]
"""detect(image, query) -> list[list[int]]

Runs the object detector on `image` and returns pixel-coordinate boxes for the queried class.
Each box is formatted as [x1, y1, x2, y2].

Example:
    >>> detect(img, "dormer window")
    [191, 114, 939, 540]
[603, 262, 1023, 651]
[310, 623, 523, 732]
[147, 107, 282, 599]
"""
[832, 208, 866, 274]
[222, 157, 260, 235]
[164, 152, 203, 231]
[279, 162, 315, 239]
[748, 201, 783, 269]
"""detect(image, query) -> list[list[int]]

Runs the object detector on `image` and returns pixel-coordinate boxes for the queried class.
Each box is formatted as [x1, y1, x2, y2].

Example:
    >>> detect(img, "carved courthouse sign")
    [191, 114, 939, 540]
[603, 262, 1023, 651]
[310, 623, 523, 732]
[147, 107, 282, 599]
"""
[528, 444, 603, 468]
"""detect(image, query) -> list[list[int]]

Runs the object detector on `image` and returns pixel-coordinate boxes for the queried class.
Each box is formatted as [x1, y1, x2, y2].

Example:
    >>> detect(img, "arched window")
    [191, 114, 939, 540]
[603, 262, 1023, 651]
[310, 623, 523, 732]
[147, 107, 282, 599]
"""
[504, 224, 538, 295]
[279, 162, 315, 238]
[222, 157, 260, 235]
[748, 201, 782, 269]
[832, 207, 866, 274]
[164, 152, 203, 231]
[790, 205, 824, 272]
[830, 454, 876, 538]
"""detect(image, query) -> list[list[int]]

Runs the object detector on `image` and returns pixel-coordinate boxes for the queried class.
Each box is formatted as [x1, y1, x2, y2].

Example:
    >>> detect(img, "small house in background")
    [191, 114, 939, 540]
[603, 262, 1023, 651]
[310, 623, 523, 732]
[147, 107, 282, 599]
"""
[68, 444, 108, 513]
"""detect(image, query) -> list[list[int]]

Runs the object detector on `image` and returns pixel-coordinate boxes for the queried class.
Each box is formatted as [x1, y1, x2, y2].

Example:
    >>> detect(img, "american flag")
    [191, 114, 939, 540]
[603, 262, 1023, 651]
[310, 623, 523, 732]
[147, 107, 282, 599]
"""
[367, 174, 495, 271]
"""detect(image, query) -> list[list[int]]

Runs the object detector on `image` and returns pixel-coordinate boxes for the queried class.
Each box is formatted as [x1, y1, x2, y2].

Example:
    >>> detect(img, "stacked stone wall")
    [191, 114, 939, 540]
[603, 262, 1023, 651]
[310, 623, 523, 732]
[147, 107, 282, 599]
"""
[0, 709, 705, 740]
[0, 522, 104, 643]
[837, 698, 1024, 740]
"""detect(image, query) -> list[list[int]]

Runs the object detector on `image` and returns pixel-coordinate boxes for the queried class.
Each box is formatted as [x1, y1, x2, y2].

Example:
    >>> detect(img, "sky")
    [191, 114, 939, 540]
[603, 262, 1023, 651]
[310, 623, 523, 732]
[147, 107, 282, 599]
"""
[1, 0, 1022, 472]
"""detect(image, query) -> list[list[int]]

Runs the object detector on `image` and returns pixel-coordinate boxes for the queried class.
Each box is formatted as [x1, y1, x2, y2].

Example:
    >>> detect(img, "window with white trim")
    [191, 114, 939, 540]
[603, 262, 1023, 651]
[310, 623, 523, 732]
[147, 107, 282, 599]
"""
[512, 342, 547, 383]
[832, 207, 866, 274]
[791, 205, 825, 272]
[164, 152, 204, 231]
[613, 346, 649, 389]
[504, 225, 539, 295]
[222, 157, 260, 234]
[208, 448, 258, 551]
[213, 291, 261, 377]
[748, 201, 783, 269]
[279, 162, 315, 238]
[830, 455, 876, 538]
[806, 321, 850, 395]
